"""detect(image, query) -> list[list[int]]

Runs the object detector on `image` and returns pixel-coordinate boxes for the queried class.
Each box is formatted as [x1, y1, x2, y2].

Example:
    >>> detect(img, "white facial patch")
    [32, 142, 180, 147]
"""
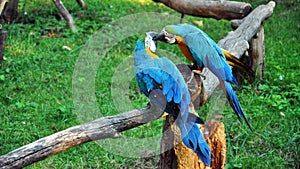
[145, 33, 157, 53]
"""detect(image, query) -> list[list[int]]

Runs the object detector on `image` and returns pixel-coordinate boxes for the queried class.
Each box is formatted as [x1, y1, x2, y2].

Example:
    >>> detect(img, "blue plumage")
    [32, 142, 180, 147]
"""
[164, 24, 252, 131]
[134, 39, 212, 165]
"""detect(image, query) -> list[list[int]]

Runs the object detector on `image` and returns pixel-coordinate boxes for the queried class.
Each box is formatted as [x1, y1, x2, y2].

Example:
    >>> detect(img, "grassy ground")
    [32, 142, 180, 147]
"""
[0, 0, 299, 168]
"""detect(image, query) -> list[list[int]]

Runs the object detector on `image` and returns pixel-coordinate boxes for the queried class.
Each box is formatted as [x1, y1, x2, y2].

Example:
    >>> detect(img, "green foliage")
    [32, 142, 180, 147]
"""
[0, 0, 299, 168]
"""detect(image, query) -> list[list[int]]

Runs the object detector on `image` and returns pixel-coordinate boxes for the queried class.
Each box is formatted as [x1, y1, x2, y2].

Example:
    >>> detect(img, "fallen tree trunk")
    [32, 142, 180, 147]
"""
[204, 1, 275, 96]
[218, 1, 276, 58]
[153, 0, 252, 20]
[0, 105, 164, 169]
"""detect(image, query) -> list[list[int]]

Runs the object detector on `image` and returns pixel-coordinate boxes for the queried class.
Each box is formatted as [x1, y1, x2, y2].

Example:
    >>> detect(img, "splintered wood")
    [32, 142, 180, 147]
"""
[158, 118, 226, 169]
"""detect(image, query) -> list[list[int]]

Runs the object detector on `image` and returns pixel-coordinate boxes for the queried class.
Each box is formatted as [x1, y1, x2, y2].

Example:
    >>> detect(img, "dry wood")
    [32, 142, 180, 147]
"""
[0, 0, 9, 15]
[158, 117, 226, 169]
[0, 0, 18, 23]
[153, 0, 252, 20]
[0, 105, 164, 169]
[0, 2, 276, 168]
[52, 0, 76, 31]
[250, 26, 265, 81]
[203, 1, 275, 96]
[158, 65, 226, 169]
[218, 1, 276, 58]
[0, 27, 6, 64]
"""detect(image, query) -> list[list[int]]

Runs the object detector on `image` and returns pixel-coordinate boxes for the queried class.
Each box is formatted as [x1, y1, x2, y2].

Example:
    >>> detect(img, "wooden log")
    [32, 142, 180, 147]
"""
[158, 65, 226, 169]
[250, 25, 265, 82]
[0, 0, 9, 15]
[158, 118, 226, 169]
[153, 0, 252, 20]
[0, 25, 6, 64]
[202, 1, 276, 95]
[52, 0, 76, 31]
[0, 105, 164, 169]
[158, 2, 276, 168]
[0, 0, 19, 23]
[218, 1, 276, 58]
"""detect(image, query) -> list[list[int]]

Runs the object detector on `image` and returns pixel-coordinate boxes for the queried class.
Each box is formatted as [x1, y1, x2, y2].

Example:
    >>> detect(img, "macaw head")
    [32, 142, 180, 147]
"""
[145, 32, 158, 53]
[153, 28, 177, 45]
[154, 24, 202, 44]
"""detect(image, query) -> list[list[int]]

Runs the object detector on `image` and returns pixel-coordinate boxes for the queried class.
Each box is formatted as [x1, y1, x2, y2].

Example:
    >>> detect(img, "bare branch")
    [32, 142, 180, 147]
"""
[218, 1, 276, 57]
[0, 105, 164, 169]
[52, 0, 76, 31]
[153, 0, 252, 20]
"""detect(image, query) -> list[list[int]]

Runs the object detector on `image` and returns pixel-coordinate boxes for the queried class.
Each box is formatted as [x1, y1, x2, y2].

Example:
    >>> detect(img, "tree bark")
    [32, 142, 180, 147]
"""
[0, 105, 164, 169]
[153, 0, 252, 20]
[52, 0, 76, 31]
[0, 0, 19, 23]
[218, 1, 276, 58]
[202, 1, 276, 95]
[0, 26, 6, 64]
[250, 25, 265, 82]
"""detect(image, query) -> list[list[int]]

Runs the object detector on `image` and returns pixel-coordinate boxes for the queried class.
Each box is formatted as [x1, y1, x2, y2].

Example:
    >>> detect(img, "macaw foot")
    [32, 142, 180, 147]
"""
[162, 112, 169, 120]
[187, 70, 206, 84]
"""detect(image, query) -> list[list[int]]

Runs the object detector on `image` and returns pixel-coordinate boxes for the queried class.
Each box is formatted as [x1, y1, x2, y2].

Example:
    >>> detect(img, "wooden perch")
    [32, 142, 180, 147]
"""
[0, 2, 276, 168]
[249, 26, 265, 81]
[0, 105, 164, 169]
[0, 26, 6, 64]
[218, 1, 276, 58]
[153, 0, 252, 20]
[203, 1, 275, 95]
[52, 0, 76, 31]
[158, 64, 226, 169]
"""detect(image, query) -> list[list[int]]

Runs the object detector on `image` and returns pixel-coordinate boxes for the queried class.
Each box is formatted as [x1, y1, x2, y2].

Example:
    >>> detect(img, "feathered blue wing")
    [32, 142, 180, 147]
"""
[134, 39, 212, 165]
[134, 40, 190, 121]
[184, 32, 237, 85]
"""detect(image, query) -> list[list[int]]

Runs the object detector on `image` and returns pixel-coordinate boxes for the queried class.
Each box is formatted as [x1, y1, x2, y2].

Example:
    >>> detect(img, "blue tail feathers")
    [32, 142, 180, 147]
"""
[177, 119, 212, 166]
[224, 81, 253, 131]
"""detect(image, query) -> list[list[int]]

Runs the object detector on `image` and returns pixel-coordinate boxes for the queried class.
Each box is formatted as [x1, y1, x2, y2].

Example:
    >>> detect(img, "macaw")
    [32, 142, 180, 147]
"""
[134, 32, 211, 165]
[154, 24, 253, 131]
[154, 25, 254, 75]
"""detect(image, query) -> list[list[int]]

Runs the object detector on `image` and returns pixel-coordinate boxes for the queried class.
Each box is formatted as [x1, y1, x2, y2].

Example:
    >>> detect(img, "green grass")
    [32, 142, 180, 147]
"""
[0, 0, 299, 168]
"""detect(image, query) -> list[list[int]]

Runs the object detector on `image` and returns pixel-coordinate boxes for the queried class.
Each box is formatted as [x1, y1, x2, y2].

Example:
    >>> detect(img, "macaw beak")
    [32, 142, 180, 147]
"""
[154, 29, 177, 44]
[153, 30, 166, 42]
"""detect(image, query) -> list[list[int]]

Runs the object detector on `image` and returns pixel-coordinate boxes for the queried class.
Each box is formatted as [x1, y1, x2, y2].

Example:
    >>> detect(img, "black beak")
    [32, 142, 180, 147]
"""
[153, 29, 177, 44]
[153, 31, 166, 41]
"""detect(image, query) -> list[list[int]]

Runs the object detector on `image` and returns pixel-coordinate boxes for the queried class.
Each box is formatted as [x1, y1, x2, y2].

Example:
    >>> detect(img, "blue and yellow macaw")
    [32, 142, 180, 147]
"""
[134, 32, 211, 165]
[154, 24, 254, 75]
[154, 24, 253, 131]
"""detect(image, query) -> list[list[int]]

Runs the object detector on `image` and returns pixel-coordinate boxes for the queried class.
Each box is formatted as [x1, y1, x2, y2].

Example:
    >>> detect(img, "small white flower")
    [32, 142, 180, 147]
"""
[279, 75, 284, 80]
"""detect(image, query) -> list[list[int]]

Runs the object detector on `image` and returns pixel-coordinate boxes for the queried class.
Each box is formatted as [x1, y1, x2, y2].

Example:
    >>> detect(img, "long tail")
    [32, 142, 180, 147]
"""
[221, 49, 255, 76]
[220, 81, 253, 131]
[176, 117, 212, 165]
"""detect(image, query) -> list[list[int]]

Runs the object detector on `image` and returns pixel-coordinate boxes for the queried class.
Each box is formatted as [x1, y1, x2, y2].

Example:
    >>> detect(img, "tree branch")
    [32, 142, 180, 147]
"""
[204, 1, 275, 96]
[0, 105, 164, 169]
[153, 0, 252, 20]
[52, 0, 76, 31]
[218, 1, 276, 58]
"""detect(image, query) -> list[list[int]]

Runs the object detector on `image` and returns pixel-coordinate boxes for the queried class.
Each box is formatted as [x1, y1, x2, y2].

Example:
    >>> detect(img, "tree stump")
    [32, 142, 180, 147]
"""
[158, 64, 226, 169]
